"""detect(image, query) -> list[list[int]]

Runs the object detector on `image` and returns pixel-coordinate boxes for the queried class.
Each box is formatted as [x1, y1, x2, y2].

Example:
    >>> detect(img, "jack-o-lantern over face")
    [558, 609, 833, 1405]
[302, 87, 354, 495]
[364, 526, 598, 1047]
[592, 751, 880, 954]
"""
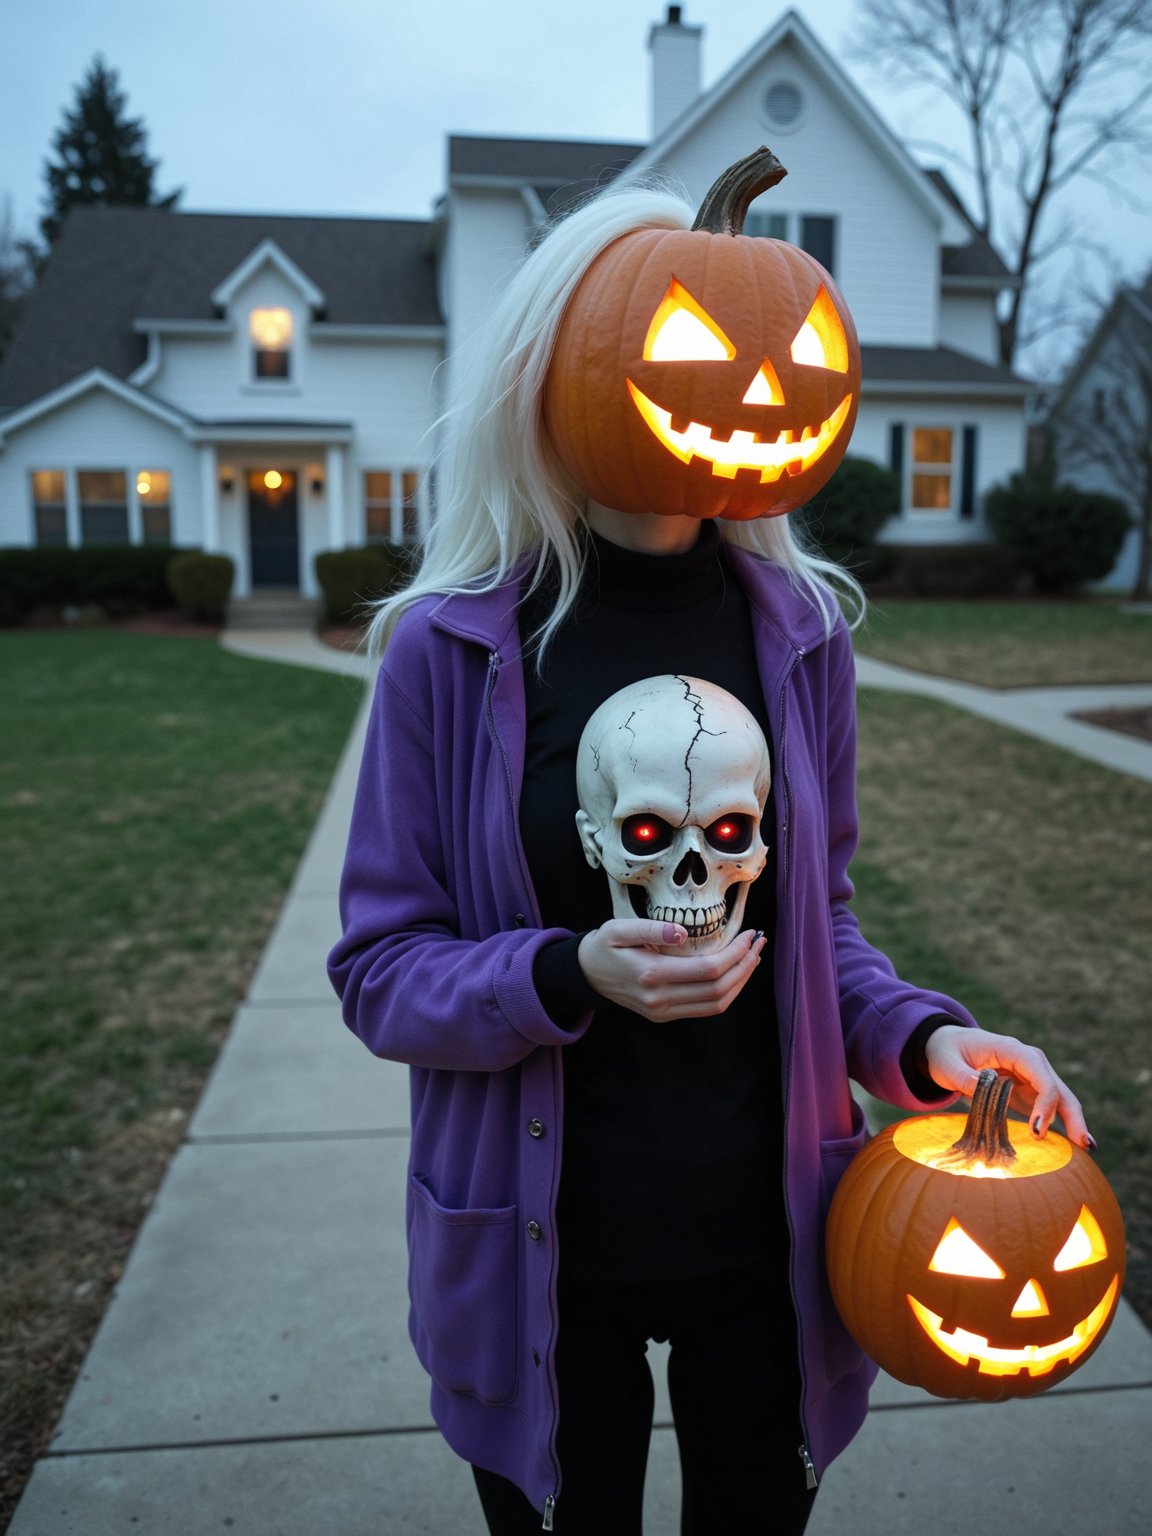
[543, 147, 861, 520]
[825, 1072, 1126, 1402]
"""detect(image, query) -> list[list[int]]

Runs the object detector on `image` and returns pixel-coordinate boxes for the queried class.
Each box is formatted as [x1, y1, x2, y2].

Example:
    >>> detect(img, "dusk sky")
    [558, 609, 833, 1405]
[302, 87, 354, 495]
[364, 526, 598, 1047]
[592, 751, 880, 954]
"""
[4, 0, 1150, 370]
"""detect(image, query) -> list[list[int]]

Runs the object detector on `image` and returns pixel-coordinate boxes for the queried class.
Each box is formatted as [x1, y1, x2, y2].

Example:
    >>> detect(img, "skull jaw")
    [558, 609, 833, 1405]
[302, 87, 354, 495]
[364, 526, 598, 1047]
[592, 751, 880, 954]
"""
[612, 879, 754, 955]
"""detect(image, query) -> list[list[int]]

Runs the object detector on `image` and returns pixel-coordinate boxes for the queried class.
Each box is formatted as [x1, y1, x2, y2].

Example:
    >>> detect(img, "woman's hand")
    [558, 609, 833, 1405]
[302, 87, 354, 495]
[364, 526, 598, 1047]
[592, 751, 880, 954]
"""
[924, 1025, 1094, 1150]
[577, 920, 766, 1022]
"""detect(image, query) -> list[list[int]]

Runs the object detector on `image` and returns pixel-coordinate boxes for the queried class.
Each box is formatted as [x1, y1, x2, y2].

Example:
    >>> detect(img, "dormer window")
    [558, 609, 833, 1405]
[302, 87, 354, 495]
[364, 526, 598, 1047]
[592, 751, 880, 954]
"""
[250, 307, 293, 379]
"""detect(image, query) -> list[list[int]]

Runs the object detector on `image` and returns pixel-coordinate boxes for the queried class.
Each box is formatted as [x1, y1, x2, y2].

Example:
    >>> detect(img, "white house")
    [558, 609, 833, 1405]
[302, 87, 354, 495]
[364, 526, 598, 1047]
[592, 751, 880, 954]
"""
[1044, 272, 1152, 597]
[0, 7, 1030, 600]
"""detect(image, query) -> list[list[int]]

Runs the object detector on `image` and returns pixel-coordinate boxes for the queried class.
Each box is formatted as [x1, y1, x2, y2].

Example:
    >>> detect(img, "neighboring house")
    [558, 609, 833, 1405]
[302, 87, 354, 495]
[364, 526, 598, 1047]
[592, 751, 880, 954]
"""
[1044, 272, 1152, 597]
[0, 6, 1030, 598]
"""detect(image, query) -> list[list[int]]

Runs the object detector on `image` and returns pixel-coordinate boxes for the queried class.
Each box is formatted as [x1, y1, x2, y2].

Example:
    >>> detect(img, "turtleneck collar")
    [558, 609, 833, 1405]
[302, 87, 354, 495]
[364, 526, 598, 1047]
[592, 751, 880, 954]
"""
[581, 520, 727, 613]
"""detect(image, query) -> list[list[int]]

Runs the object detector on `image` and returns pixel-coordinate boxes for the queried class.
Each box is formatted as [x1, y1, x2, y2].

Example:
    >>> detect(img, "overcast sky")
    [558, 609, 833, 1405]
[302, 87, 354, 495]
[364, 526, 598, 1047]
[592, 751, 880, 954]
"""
[3, 0, 1150, 368]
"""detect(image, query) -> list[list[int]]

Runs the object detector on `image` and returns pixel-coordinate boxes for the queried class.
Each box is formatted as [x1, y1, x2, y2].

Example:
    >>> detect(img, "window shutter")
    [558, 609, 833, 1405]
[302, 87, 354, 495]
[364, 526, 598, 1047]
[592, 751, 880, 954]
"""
[960, 425, 977, 519]
[889, 423, 905, 480]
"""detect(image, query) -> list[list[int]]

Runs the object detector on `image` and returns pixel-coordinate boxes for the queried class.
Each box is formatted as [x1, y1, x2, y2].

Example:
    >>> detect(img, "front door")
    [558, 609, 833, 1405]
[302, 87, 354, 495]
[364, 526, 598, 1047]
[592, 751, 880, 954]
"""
[248, 469, 299, 588]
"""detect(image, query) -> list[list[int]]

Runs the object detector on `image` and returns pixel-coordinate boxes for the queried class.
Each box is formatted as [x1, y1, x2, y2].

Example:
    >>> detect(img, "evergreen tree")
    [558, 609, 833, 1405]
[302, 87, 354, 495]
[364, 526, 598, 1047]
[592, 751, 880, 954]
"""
[40, 55, 180, 247]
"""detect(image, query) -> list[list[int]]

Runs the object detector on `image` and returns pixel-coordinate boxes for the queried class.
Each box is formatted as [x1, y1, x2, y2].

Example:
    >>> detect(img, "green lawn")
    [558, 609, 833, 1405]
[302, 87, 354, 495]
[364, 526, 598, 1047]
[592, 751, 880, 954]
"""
[852, 688, 1152, 1327]
[855, 598, 1152, 687]
[0, 631, 362, 1517]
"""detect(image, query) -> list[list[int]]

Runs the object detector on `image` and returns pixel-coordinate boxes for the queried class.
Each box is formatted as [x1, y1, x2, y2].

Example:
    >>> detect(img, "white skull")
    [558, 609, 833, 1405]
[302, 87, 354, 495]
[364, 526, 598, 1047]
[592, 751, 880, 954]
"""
[575, 675, 771, 952]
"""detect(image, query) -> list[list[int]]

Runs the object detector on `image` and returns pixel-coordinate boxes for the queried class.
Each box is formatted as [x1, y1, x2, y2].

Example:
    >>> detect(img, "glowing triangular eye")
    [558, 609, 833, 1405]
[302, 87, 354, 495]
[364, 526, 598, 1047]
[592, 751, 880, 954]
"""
[644, 279, 737, 362]
[1011, 1279, 1050, 1317]
[929, 1219, 1005, 1278]
[789, 285, 850, 373]
[742, 360, 784, 405]
[1054, 1206, 1109, 1271]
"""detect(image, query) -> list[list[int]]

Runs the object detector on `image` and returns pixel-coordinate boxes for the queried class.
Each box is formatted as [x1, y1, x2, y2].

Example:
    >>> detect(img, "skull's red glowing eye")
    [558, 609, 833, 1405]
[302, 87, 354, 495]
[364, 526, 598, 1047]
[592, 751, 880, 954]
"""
[621, 814, 674, 855]
[705, 814, 753, 852]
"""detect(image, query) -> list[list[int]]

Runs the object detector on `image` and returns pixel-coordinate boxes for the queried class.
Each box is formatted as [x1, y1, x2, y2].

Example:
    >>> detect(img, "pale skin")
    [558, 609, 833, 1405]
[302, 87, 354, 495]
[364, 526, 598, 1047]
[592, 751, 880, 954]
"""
[576, 499, 1094, 1151]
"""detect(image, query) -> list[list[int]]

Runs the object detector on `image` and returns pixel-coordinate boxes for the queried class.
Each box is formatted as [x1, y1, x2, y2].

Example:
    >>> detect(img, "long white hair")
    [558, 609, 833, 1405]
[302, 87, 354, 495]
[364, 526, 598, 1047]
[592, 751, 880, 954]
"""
[363, 178, 864, 659]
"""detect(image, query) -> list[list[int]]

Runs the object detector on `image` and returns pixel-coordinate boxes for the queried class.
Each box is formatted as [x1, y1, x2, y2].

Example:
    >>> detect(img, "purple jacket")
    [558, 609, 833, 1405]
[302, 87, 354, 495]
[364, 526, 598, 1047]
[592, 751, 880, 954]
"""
[328, 547, 975, 1524]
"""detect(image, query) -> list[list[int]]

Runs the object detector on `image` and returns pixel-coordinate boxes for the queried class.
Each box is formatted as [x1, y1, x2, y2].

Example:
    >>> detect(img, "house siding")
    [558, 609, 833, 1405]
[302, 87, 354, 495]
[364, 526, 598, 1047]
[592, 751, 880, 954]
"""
[939, 292, 1000, 365]
[658, 37, 941, 348]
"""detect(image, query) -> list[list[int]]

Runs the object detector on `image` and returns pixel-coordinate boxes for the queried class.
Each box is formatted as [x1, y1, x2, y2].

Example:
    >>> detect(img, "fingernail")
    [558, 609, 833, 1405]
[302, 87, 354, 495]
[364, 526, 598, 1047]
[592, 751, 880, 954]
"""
[663, 922, 685, 944]
[1086, 1134, 1098, 1152]
[1031, 1116, 1044, 1137]
[754, 930, 765, 944]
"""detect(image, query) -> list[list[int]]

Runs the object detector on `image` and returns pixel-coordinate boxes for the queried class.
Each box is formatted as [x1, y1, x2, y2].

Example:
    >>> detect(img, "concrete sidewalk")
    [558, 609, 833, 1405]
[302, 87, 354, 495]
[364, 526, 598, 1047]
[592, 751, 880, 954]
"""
[10, 633, 1152, 1534]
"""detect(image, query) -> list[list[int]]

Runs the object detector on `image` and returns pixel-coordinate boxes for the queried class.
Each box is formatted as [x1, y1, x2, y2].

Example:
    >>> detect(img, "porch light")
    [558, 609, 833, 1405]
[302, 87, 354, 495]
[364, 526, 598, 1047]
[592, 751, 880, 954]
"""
[310, 475, 324, 495]
[136, 472, 152, 496]
[264, 470, 283, 490]
[220, 473, 235, 493]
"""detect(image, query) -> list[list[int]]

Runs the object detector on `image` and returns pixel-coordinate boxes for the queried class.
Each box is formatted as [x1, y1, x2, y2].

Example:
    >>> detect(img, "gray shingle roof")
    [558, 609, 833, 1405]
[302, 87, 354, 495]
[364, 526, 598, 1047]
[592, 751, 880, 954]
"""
[862, 345, 1029, 389]
[0, 206, 441, 410]
[449, 134, 642, 196]
[925, 169, 1013, 282]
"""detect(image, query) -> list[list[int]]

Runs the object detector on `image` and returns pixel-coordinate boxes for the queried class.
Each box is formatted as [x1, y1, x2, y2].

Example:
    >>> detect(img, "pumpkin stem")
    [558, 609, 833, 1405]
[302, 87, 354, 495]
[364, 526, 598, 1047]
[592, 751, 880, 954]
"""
[691, 146, 788, 235]
[944, 1069, 1017, 1170]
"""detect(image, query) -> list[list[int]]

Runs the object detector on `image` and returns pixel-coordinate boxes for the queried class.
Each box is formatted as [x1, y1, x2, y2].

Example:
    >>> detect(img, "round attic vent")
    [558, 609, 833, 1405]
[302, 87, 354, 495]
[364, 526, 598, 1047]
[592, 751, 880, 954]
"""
[762, 79, 804, 131]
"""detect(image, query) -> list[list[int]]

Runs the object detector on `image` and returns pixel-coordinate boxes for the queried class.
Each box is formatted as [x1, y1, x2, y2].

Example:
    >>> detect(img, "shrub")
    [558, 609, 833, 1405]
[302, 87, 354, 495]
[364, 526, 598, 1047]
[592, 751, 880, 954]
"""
[314, 544, 414, 624]
[0, 545, 185, 625]
[986, 472, 1130, 593]
[868, 543, 1021, 598]
[166, 552, 235, 623]
[799, 455, 900, 570]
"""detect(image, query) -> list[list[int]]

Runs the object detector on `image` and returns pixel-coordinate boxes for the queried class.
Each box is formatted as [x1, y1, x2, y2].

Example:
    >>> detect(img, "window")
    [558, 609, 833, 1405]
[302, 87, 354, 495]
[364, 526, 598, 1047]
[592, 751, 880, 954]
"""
[364, 469, 422, 544]
[910, 428, 954, 511]
[745, 210, 837, 276]
[136, 470, 172, 544]
[31, 469, 67, 546]
[78, 470, 129, 544]
[250, 307, 293, 379]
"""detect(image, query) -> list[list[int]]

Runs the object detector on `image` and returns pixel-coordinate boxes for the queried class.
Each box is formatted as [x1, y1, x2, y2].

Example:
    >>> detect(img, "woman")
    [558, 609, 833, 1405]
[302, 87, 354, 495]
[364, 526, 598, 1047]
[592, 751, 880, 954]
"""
[327, 173, 1090, 1535]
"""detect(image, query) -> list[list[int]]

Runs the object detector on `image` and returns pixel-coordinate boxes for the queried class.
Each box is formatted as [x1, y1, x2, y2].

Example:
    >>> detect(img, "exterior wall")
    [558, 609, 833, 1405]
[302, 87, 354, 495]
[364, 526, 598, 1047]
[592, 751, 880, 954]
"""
[0, 388, 198, 548]
[658, 36, 943, 347]
[442, 187, 533, 356]
[939, 290, 1001, 365]
[851, 392, 1027, 542]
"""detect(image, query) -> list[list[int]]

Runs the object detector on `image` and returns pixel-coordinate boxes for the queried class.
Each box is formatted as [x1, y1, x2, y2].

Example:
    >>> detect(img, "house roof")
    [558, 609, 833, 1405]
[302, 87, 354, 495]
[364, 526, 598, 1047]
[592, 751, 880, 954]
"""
[0, 205, 442, 410]
[448, 135, 642, 187]
[862, 345, 1031, 393]
[925, 170, 1015, 284]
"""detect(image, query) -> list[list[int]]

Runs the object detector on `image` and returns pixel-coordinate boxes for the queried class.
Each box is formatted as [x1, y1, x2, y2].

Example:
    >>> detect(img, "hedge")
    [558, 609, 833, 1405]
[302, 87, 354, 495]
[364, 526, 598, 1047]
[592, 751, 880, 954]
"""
[166, 553, 235, 624]
[0, 545, 188, 626]
[314, 543, 415, 624]
[986, 473, 1130, 593]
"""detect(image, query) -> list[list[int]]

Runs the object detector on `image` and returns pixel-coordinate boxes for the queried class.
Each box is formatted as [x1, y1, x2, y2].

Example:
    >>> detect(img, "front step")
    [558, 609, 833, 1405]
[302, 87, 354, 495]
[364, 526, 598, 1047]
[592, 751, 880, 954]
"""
[225, 593, 324, 630]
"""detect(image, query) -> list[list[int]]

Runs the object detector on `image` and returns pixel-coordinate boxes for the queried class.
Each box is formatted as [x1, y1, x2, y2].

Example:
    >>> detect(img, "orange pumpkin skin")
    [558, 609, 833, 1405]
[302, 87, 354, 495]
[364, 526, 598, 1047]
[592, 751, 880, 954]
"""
[543, 153, 860, 521]
[825, 1101, 1125, 1402]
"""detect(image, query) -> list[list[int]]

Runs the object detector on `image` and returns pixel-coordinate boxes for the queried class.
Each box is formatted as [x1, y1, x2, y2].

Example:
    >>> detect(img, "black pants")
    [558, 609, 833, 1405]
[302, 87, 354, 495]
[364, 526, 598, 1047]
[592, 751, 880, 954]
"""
[472, 1263, 817, 1535]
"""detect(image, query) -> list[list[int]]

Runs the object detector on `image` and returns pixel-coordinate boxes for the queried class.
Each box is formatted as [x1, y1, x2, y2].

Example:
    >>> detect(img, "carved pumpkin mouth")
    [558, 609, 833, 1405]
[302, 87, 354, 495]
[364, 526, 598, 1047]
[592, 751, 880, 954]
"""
[906, 1274, 1119, 1378]
[625, 381, 853, 482]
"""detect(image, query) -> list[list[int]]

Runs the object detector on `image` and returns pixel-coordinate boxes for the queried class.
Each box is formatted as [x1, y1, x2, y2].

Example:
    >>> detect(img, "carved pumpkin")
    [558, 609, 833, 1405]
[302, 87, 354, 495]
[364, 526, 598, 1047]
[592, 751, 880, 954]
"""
[826, 1071, 1125, 1401]
[544, 147, 861, 520]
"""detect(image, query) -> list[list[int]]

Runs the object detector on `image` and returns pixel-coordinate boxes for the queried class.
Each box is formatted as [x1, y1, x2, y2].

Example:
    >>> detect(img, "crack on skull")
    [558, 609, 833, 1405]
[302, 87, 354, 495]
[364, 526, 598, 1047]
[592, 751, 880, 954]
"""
[617, 711, 640, 775]
[675, 674, 726, 826]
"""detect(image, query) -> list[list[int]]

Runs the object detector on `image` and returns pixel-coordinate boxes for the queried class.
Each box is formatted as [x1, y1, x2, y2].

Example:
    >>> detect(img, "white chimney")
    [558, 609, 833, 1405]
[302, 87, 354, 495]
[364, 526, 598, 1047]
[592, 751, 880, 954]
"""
[648, 6, 703, 139]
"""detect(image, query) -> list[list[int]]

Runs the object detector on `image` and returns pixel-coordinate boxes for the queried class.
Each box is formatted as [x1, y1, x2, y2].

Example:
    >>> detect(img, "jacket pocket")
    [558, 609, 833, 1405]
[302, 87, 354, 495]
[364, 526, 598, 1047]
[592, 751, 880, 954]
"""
[408, 1173, 519, 1405]
[818, 1097, 870, 1213]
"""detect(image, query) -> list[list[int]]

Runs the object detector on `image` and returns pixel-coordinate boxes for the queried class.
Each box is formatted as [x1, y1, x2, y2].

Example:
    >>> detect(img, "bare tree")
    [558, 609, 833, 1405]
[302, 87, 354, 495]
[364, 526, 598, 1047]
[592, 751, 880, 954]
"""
[851, 0, 1152, 367]
[1053, 278, 1152, 598]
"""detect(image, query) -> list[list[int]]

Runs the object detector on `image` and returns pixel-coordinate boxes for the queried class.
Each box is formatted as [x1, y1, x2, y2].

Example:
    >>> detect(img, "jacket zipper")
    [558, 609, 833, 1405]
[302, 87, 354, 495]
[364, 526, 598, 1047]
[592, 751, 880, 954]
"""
[486, 649, 563, 1528]
[776, 644, 818, 1492]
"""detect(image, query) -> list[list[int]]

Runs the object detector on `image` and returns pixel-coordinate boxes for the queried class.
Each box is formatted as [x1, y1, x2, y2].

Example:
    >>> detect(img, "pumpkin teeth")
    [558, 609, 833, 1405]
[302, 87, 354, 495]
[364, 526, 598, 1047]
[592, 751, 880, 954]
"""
[906, 1276, 1119, 1377]
[625, 381, 853, 482]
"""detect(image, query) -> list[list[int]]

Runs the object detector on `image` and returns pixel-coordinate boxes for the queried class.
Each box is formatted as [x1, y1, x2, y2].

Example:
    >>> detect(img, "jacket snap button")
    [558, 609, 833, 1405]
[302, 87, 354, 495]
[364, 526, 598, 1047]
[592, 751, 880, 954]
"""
[526, 1220, 543, 1240]
[527, 1119, 544, 1138]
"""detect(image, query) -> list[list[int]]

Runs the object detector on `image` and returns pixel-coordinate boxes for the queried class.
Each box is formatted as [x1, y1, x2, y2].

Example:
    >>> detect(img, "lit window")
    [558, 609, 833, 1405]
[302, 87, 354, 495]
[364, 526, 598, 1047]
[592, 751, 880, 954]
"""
[136, 470, 172, 544]
[78, 470, 129, 544]
[363, 469, 422, 544]
[31, 469, 67, 546]
[911, 428, 954, 511]
[250, 307, 293, 380]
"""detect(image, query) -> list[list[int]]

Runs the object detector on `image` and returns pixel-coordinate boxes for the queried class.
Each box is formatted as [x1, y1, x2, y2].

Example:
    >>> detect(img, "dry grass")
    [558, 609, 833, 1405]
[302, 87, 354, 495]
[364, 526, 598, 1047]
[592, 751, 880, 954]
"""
[852, 688, 1152, 1325]
[0, 632, 361, 1529]
[855, 599, 1152, 687]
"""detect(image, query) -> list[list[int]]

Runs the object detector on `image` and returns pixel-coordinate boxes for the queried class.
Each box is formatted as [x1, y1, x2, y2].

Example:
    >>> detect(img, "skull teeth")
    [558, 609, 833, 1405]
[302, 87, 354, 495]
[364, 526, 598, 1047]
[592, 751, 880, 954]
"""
[648, 902, 728, 939]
